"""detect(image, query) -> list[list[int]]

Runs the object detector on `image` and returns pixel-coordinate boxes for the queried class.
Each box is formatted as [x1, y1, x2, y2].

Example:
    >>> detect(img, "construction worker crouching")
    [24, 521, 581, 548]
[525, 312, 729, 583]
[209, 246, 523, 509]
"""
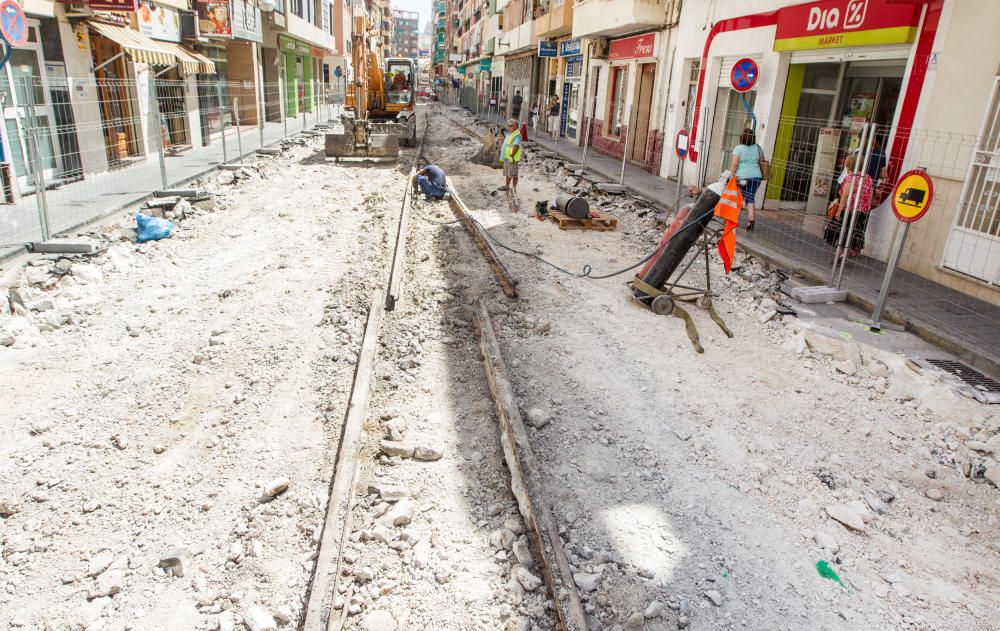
[416, 164, 448, 200]
[498, 118, 522, 200]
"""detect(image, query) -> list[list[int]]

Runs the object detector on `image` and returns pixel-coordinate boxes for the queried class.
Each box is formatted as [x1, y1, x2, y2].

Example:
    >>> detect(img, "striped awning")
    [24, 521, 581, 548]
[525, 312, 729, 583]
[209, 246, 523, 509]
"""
[87, 22, 177, 67]
[187, 51, 218, 75]
[156, 42, 205, 75]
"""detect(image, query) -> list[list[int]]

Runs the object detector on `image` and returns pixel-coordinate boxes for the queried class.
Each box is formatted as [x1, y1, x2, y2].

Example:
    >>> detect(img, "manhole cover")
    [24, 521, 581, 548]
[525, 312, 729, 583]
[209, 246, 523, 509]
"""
[922, 359, 1000, 398]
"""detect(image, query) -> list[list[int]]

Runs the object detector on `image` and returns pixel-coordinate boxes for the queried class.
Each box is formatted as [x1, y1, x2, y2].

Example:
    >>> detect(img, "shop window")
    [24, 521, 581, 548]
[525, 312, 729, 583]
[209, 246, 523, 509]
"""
[803, 63, 840, 91]
[607, 66, 627, 137]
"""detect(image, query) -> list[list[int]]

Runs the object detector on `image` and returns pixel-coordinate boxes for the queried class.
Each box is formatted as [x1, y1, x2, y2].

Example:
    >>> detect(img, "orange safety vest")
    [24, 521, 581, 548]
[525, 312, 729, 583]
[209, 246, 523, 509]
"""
[714, 177, 743, 273]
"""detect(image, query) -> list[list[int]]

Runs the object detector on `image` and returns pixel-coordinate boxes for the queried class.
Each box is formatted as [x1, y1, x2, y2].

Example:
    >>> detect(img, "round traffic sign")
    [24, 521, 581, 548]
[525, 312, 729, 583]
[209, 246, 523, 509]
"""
[0, 0, 27, 49]
[675, 128, 690, 159]
[730, 58, 759, 93]
[891, 169, 934, 223]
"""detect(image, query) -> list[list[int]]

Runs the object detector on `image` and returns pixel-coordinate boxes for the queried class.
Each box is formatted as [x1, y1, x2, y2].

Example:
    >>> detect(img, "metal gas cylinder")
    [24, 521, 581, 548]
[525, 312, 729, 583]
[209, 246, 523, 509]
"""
[555, 193, 590, 220]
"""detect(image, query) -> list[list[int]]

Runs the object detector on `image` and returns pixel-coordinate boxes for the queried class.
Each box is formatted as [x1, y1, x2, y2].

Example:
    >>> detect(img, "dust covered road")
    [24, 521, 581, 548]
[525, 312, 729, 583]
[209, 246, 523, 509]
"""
[0, 137, 406, 629]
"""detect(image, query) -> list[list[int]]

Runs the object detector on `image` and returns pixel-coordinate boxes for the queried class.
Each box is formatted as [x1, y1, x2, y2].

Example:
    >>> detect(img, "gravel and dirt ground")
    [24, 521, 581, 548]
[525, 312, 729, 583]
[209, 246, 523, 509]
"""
[1, 104, 998, 631]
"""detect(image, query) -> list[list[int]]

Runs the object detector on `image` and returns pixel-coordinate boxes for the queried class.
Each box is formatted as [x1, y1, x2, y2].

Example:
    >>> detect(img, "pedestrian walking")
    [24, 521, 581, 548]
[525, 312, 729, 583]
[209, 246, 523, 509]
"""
[497, 118, 522, 200]
[833, 152, 874, 259]
[416, 164, 448, 200]
[511, 90, 523, 122]
[728, 128, 766, 231]
[547, 95, 561, 140]
[529, 102, 539, 135]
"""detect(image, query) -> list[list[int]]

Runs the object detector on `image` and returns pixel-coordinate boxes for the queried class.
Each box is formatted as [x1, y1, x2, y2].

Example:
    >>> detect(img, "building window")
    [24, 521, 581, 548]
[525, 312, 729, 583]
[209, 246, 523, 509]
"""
[943, 76, 1000, 284]
[608, 66, 627, 137]
[683, 58, 700, 129]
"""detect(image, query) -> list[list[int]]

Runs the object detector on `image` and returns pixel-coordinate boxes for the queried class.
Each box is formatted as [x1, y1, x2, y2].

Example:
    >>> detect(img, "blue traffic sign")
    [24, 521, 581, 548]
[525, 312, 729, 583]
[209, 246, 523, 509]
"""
[730, 58, 759, 93]
[0, 0, 27, 49]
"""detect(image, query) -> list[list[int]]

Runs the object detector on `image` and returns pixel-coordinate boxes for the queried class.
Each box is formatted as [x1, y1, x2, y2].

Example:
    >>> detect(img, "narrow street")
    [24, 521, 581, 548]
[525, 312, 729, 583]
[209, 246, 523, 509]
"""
[1, 104, 998, 631]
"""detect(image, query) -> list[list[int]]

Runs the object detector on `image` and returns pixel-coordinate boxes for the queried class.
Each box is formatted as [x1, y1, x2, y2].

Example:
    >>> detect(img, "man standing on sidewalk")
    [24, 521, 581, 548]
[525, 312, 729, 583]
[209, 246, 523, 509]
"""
[498, 118, 522, 200]
[511, 90, 523, 122]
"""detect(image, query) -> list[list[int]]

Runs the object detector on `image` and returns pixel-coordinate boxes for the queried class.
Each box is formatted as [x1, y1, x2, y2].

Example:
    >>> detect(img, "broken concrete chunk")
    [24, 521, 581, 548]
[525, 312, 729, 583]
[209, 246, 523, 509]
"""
[158, 548, 189, 577]
[379, 440, 414, 458]
[826, 503, 866, 531]
[512, 566, 543, 592]
[573, 571, 602, 592]
[412, 446, 442, 461]
[377, 499, 414, 527]
[260, 477, 289, 502]
[243, 604, 277, 631]
[366, 483, 410, 502]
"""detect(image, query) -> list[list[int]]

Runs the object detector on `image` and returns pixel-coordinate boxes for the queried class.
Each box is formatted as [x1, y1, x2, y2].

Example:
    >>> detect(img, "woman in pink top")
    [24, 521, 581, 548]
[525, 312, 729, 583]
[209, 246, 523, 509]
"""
[838, 152, 874, 258]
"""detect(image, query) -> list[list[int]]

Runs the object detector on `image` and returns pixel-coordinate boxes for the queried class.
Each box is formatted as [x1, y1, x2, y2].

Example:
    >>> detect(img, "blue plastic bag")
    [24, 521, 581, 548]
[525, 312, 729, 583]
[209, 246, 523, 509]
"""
[135, 213, 174, 243]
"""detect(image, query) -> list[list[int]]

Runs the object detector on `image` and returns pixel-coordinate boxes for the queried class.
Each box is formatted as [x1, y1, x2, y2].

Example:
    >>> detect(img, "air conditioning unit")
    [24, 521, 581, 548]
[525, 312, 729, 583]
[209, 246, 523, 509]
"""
[591, 38, 609, 60]
[180, 10, 201, 39]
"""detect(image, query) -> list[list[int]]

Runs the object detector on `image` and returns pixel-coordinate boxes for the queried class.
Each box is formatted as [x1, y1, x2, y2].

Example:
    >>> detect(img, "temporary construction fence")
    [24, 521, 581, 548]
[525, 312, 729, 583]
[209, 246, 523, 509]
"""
[703, 97, 999, 363]
[1, 75, 345, 260]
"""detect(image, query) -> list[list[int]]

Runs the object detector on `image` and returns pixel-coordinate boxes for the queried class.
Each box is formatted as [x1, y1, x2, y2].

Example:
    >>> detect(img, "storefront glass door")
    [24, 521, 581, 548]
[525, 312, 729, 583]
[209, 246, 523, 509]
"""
[0, 23, 60, 193]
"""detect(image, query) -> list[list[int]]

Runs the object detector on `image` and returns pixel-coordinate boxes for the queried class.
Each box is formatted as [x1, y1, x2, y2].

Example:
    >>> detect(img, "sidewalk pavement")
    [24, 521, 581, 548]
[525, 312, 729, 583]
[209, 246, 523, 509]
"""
[2, 113, 331, 262]
[472, 113, 1000, 378]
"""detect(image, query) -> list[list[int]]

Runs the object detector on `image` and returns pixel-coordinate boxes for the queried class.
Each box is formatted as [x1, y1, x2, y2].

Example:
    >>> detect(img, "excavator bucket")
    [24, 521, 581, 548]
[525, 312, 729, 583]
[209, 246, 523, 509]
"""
[325, 121, 402, 160]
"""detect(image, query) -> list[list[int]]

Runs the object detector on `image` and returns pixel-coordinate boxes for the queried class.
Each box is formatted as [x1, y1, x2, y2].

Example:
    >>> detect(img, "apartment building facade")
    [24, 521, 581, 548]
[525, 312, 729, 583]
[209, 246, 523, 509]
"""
[1, 0, 339, 203]
[393, 9, 419, 59]
[452, 0, 998, 318]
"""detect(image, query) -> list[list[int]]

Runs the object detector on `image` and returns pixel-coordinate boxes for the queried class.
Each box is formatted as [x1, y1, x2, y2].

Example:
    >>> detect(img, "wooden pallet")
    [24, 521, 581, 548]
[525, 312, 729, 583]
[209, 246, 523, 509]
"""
[549, 209, 618, 231]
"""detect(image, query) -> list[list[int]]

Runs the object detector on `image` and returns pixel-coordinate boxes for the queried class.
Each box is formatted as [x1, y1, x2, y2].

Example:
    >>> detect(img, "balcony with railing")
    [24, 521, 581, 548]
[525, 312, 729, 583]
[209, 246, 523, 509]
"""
[535, 0, 573, 37]
[572, 0, 667, 38]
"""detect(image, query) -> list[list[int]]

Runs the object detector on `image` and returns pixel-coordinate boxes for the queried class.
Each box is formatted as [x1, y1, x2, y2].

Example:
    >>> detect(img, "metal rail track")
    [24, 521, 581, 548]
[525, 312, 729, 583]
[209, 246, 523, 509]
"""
[301, 116, 428, 631]
[301, 108, 581, 630]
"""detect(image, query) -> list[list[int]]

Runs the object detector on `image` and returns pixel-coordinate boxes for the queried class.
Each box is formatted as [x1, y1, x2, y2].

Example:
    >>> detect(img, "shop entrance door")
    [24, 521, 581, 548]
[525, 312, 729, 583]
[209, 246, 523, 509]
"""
[91, 34, 142, 166]
[774, 60, 903, 208]
[0, 21, 61, 193]
[628, 63, 655, 162]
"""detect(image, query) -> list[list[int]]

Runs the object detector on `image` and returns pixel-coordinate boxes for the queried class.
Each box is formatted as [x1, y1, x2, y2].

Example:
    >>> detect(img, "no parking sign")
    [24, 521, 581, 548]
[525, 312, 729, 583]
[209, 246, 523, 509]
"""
[0, 0, 27, 49]
[730, 58, 759, 93]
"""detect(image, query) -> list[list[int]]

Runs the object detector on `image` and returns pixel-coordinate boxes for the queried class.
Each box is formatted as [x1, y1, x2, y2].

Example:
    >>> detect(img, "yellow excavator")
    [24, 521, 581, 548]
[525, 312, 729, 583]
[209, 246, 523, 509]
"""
[325, 5, 417, 159]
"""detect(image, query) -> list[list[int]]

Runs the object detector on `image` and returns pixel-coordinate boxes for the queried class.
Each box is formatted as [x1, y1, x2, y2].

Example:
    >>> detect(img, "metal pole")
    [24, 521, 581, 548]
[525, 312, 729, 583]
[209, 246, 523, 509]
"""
[619, 105, 633, 186]
[234, 97, 243, 161]
[580, 82, 593, 167]
[217, 81, 228, 163]
[302, 79, 307, 131]
[148, 76, 168, 190]
[22, 76, 51, 241]
[256, 43, 265, 149]
[867, 222, 910, 330]
[281, 64, 288, 138]
[698, 105, 710, 187]
[836, 122, 877, 288]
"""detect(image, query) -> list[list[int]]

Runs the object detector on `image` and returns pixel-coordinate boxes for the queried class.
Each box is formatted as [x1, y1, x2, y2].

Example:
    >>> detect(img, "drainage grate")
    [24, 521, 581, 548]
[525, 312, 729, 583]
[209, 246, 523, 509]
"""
[923, 359, 1000, 393]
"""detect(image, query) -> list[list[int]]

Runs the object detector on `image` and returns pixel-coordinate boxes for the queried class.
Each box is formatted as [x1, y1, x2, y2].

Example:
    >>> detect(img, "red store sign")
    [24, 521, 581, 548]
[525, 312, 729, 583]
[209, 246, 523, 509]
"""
[88, 0, 139, 11]
[774, 0, 920, 51]
[609, 33, 656, 62]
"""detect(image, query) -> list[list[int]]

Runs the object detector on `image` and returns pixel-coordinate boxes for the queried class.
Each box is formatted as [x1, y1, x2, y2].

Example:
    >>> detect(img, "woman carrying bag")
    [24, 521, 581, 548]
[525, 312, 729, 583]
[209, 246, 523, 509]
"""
[729, 129, 770, 231]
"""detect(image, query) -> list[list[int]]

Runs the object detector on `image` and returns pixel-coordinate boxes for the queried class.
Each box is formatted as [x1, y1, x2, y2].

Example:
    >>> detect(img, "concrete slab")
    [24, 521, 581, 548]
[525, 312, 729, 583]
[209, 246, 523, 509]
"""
[788, 285, 848, 304]
[595, 183, 627, 194]
[581, 173, 604, 183]
[154, 189, 199, 198]
[218, 164, 247, 171]
[30, 240, 98, 254]
[256, 148, 282, 156]
[564, 163, 585, 170]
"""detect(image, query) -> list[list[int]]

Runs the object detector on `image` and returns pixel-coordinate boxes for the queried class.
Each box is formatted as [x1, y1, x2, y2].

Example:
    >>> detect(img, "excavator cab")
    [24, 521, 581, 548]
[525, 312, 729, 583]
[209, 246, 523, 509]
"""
[324, 11, 417, 159]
